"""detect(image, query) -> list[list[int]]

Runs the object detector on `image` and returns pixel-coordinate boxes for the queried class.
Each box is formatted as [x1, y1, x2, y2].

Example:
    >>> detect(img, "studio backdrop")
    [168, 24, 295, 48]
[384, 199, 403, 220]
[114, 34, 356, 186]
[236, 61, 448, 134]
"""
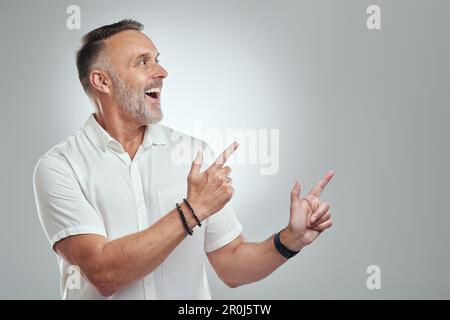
[0, 0, 448, 299]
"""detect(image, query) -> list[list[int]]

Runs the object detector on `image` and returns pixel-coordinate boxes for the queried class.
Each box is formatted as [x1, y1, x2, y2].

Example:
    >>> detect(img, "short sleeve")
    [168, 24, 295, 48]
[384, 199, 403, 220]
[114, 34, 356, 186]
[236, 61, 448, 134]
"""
[32, 155, 107, 250]
[204, 200, 243, 253]
[200, 143, 243, 253]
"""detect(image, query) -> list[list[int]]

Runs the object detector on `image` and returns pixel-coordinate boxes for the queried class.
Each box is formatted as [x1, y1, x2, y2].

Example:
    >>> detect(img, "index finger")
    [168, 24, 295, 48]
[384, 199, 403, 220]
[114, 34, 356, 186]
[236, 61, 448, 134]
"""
[210, 141, 239, 169]
[308, 170, 334, 197]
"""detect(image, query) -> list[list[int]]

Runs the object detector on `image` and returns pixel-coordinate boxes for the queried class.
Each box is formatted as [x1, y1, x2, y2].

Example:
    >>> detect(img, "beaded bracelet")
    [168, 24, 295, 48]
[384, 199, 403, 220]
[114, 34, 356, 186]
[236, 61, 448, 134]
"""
[176, 203, 193, 236]
[183, 198, 202, 227]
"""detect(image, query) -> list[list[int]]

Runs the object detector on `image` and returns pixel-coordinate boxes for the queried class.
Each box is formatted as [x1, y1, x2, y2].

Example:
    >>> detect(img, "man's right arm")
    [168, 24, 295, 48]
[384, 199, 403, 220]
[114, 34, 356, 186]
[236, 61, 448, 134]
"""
[54, 202, 200, 297]
[53, 141, 239, 297]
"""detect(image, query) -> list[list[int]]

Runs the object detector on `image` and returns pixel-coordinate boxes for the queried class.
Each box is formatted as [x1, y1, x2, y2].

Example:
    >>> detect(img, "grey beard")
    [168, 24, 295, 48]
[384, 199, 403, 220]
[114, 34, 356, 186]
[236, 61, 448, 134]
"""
[110, 73, 163, 125]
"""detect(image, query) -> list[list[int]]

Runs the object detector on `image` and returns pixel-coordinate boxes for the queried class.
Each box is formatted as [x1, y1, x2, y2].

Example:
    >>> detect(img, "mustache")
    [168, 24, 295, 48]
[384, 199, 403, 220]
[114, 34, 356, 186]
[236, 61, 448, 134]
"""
[145, 80, 163, 89]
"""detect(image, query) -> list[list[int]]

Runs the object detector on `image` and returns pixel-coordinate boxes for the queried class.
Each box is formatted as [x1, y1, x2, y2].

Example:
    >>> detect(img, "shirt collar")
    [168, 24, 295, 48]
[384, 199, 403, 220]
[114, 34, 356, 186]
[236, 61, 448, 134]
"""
[83, 113, 167, 152]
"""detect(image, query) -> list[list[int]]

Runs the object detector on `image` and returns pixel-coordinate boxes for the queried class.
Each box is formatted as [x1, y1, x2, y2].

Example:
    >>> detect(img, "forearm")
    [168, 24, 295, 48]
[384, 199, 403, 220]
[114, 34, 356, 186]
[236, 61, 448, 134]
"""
[224, 227, 303, 287]
[93, 202, 199, 294]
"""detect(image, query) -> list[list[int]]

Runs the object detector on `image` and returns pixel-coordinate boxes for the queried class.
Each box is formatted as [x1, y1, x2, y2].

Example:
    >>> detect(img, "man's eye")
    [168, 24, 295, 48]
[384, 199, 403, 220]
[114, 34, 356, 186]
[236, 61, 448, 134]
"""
[138, 57, 159, 65]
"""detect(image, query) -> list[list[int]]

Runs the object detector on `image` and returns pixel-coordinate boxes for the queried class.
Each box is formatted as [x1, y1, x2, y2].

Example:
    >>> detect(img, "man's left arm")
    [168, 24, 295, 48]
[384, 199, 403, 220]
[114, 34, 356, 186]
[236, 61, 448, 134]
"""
[207, 171, 334, 288]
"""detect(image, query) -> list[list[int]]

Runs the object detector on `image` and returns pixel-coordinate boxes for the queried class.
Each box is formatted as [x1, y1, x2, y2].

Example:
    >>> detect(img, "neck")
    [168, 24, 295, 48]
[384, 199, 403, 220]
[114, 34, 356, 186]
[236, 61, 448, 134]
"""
[94, 106, 146, 160]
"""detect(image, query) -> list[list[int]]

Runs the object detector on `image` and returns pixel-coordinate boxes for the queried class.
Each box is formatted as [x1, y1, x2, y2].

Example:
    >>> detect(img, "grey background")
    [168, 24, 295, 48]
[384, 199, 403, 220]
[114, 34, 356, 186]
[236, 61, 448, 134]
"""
[1, 0, 449, 299]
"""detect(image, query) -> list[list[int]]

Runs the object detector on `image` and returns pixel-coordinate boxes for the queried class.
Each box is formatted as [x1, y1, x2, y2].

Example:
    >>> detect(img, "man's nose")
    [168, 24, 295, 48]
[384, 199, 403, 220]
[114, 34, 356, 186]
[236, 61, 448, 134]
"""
[151, 64, 168, 79]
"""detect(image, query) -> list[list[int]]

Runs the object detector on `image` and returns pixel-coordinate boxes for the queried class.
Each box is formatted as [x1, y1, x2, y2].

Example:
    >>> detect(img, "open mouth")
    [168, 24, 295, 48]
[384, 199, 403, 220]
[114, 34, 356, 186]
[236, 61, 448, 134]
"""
[144, 87, 161, 100]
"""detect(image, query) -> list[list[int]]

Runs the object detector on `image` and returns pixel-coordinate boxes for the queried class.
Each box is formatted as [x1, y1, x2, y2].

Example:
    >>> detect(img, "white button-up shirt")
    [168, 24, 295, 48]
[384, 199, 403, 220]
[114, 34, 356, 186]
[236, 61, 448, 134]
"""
[33, 113, 242, 299]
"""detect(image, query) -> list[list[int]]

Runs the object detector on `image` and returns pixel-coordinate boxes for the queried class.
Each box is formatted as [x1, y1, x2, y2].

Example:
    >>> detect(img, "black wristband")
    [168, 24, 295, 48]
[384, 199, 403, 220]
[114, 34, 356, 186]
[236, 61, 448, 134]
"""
[183, 198, 202, 227]
[176, 203, 193, 236]
[274, 230, 300, 259]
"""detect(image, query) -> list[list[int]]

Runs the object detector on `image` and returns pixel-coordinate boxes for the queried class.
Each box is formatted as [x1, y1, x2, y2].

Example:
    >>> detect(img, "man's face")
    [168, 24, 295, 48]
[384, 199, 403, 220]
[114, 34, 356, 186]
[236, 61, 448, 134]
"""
[104, 30, 168, 125]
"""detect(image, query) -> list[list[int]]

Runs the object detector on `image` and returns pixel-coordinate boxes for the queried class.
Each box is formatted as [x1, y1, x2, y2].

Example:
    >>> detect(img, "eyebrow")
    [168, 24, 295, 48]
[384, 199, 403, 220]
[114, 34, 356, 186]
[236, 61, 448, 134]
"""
[135, 52, 160, 62]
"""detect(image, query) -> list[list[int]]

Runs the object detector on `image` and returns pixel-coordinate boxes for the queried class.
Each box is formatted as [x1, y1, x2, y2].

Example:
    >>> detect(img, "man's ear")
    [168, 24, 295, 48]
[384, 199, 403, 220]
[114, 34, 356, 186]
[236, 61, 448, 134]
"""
[89, 69, 112, 94]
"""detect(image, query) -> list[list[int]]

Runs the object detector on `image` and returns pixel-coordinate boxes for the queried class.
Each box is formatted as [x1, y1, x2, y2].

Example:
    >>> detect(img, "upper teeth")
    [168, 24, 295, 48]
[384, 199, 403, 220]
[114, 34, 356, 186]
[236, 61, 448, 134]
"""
[145, 88, 160, 93]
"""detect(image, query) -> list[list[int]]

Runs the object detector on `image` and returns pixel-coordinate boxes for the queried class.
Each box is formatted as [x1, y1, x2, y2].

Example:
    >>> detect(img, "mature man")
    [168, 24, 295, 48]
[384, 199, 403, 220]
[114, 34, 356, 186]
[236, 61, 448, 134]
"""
[33, 19, 334, 299]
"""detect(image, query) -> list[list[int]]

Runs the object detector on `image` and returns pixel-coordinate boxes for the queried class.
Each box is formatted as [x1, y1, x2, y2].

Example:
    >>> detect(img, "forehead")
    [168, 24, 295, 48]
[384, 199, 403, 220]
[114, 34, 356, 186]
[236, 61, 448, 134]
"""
[104, 30, 157, 61]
